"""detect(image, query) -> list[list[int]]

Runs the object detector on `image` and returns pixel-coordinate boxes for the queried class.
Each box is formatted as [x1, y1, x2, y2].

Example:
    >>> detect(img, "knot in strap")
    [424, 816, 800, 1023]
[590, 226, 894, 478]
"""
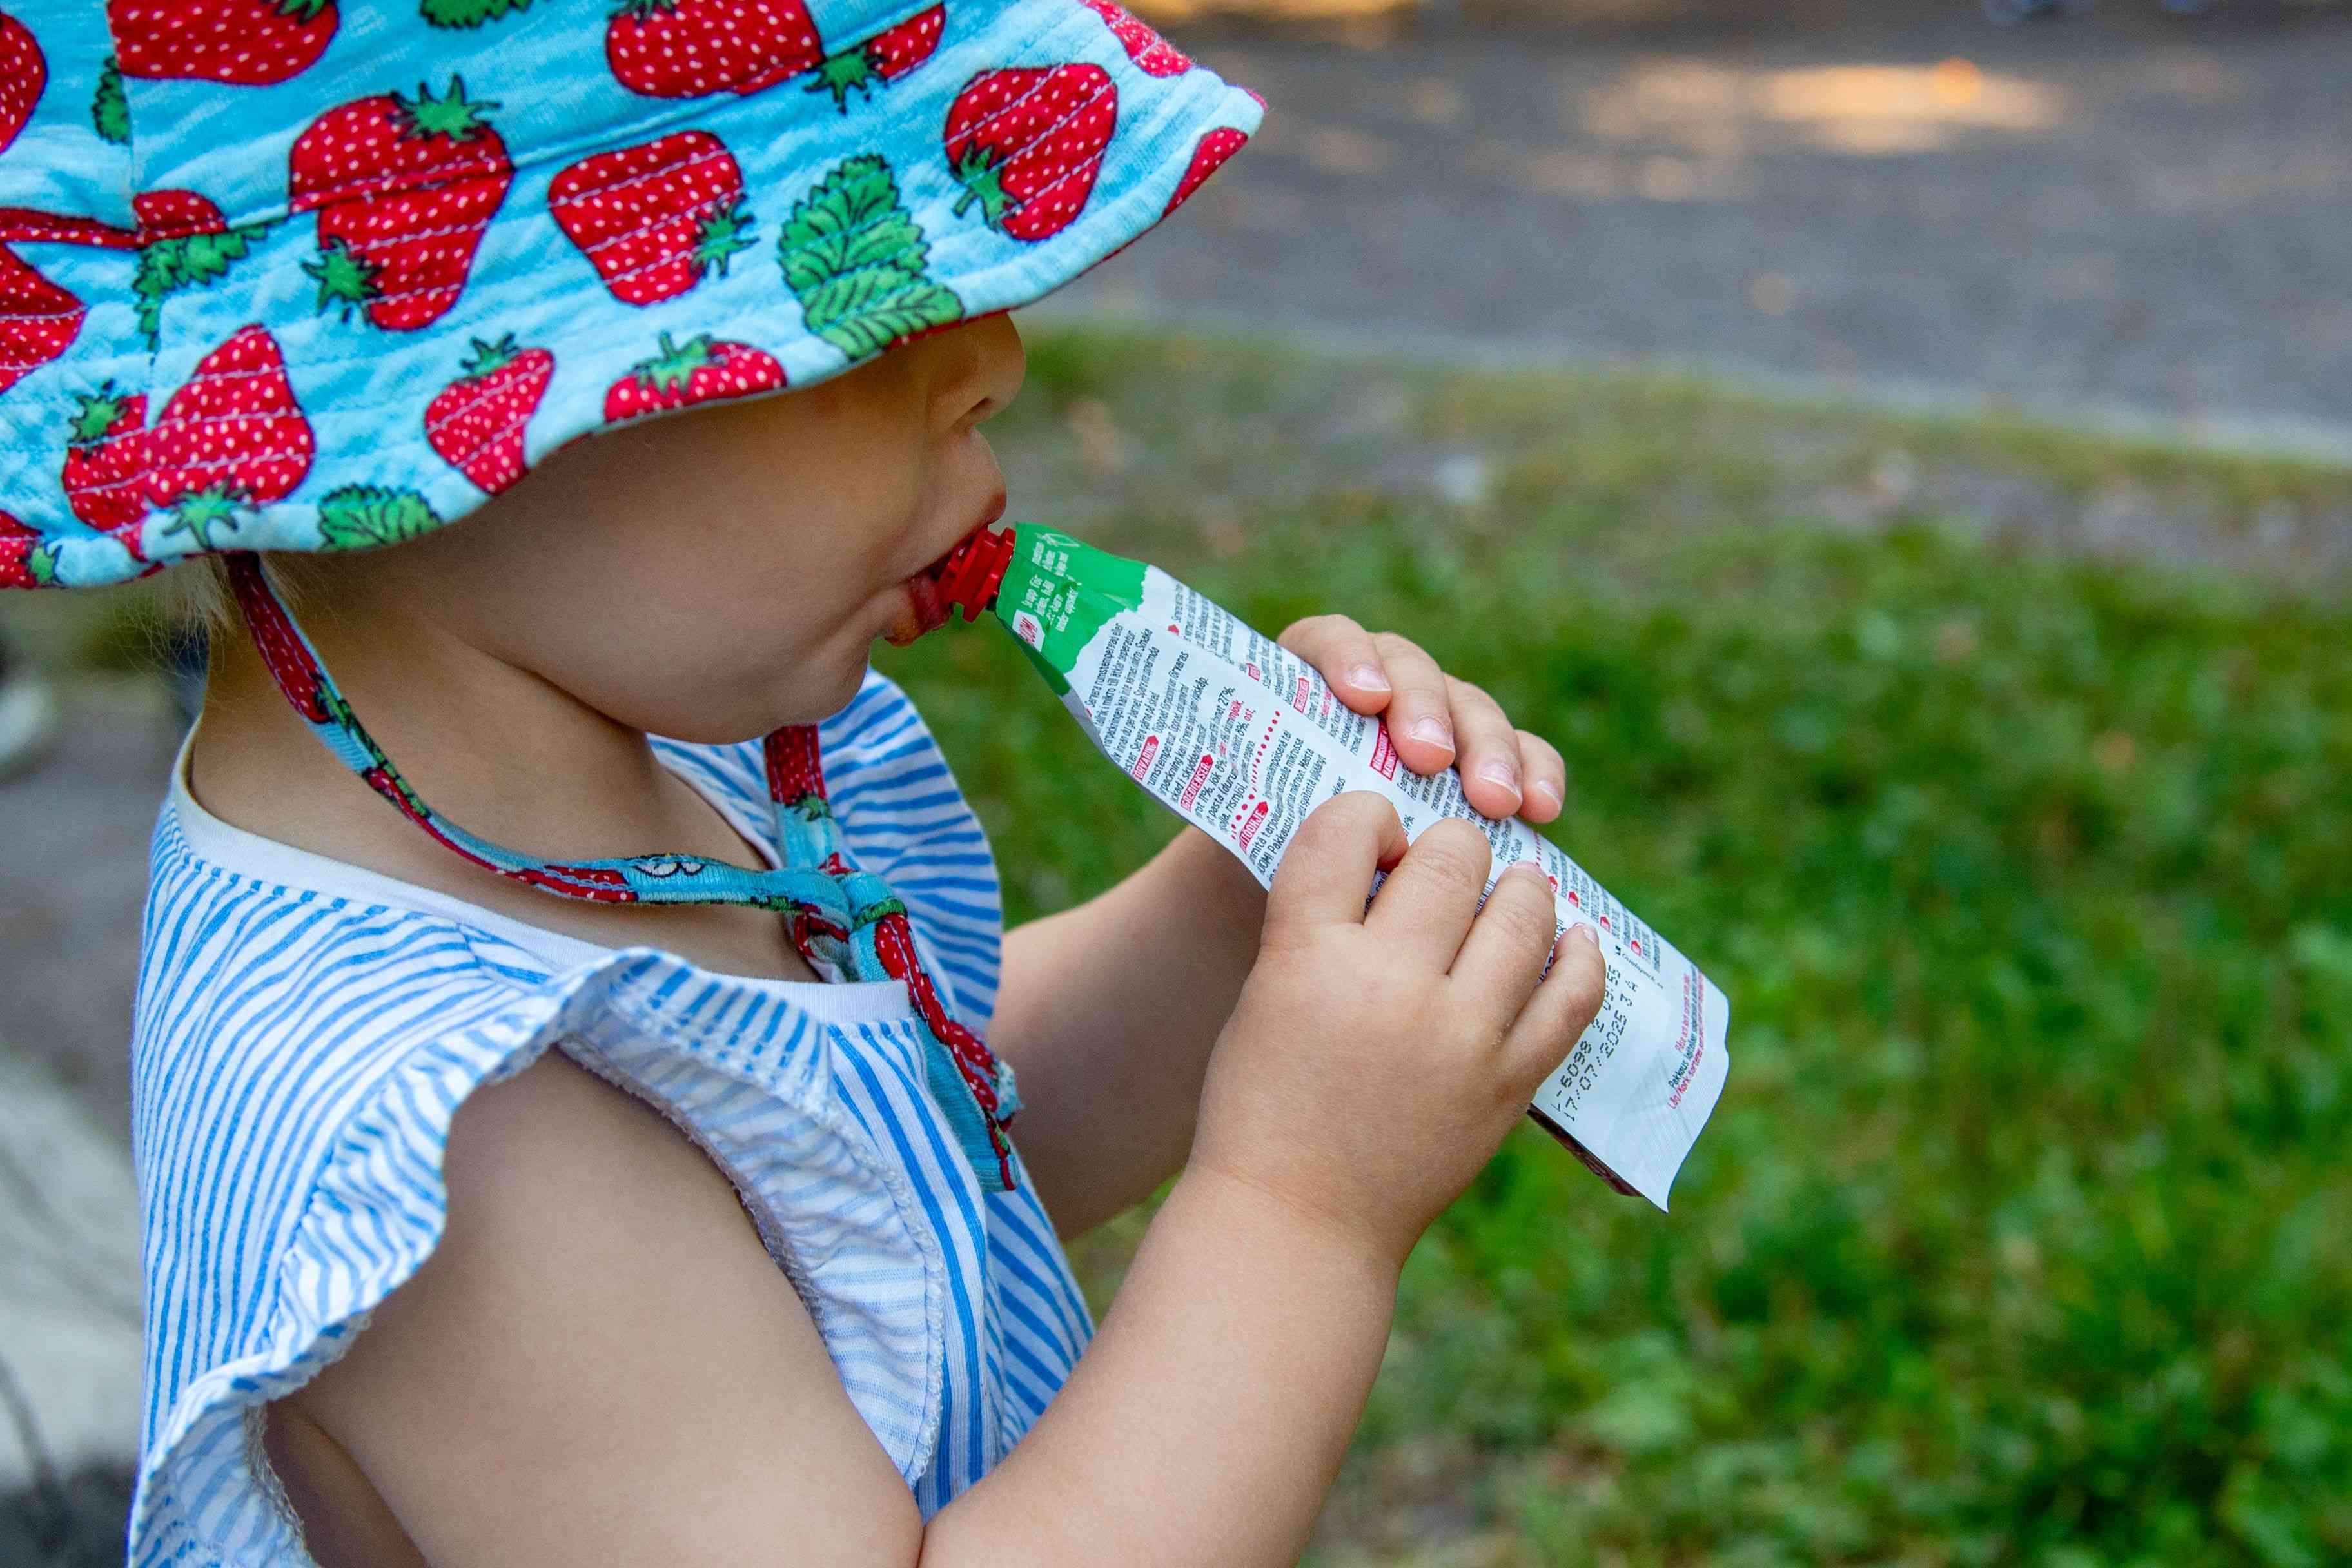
[835, 870, 907, 931]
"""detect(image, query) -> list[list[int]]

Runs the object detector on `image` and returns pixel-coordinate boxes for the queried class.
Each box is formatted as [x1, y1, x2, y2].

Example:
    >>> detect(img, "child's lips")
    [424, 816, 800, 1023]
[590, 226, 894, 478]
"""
[887, 569, 948, 647]
[885, 497, 1006, 647]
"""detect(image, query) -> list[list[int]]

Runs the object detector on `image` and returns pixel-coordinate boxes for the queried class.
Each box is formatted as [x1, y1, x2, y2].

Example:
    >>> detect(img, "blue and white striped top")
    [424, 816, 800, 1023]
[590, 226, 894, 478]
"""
[126, 669, 1093, 1567]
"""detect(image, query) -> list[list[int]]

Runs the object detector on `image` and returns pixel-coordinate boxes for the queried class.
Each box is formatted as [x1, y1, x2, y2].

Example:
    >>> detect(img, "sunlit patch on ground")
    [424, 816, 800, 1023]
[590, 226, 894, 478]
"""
[1582, 57, 2062, 157]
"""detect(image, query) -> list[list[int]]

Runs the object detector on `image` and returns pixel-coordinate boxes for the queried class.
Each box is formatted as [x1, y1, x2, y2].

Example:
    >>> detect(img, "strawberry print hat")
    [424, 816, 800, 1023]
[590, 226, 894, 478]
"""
[0, 0, 1257, 1189]
[0, 0, 1259, 588]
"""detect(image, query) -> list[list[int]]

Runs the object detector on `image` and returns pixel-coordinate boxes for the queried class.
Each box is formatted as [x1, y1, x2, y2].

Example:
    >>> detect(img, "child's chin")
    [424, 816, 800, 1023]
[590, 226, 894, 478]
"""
[647, 657, 871, 745]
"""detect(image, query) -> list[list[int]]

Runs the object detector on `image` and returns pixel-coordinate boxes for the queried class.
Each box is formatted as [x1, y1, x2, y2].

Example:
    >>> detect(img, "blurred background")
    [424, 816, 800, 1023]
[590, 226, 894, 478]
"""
[5, 1, 2349, 1563]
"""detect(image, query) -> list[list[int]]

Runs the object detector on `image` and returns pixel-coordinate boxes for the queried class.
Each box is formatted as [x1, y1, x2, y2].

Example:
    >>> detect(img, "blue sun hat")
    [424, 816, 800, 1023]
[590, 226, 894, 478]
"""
[0, 0, 1259, 588]
[0, 0, 1259, 1193]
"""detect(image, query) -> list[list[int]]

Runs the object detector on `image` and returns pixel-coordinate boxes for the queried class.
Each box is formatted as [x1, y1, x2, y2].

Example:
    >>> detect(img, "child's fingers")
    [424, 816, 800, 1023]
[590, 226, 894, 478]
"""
[1445, 675, 1525, 819]
[1516, 730, 1567, 823]
[1361, 818, 1493, 971]
[1369, 631, 1458, 774]
[1502, 925, 1608, 1083]
[1264, 791, 1408, 935]
[1276, 614, 1393, 715]
[1444, 863, 1560, 1030]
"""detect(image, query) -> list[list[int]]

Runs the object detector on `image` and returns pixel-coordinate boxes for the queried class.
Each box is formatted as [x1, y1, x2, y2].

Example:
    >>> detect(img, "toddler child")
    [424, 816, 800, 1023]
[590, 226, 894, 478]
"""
[0, 1, 1605, 1562]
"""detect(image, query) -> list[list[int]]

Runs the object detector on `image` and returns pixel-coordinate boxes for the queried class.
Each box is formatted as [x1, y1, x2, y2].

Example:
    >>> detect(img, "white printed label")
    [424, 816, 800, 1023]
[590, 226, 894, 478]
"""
[1054, 564, 1730, 1210]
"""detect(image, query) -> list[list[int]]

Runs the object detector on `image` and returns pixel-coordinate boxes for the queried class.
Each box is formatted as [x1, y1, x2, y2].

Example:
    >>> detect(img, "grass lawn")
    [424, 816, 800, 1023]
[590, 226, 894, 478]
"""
[875, 329, 2352, 1567]
[18, 326, 2347, 1567]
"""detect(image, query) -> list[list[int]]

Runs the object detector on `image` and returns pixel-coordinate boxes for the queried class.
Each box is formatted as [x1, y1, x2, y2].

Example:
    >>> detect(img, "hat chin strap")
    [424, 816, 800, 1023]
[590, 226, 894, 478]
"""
[222, 551, 1022, 1191]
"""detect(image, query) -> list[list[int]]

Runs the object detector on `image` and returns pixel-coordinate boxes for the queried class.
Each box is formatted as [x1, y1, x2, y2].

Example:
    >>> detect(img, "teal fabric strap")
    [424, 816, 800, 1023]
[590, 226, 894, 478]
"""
[224, 551, 1021, 1189]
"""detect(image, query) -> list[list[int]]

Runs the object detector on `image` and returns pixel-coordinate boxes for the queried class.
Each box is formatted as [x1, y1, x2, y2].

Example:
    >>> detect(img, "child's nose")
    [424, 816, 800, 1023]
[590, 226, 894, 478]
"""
[953, 313, 1026, 431]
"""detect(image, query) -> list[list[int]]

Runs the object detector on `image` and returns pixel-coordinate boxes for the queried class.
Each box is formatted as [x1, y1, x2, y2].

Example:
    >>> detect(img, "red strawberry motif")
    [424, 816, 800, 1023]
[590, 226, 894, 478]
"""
[424, 334, 554, 494]
[603, 331, 785, 422]
[0, 13, 44, 156]
[0, 244, 82, 398]
[805, 4, 941, 111]
[144, 324, 315, 549]
[549, 132, 754, 307]
[289, 79, 513, 333]
[763, 724, 826, 810]
[1162, 125, 1247, 217]
[132, 188, 223, 242]
[605, 0, 823, 99]
[61, 383, 149, 537]
[108, 0, 337, 86]
[1077, 0, 1188, 77]
[130, 188, 273, 348]
[943, 65, 1117, 242]
[1, 508, 57, 589]
[0, 206, 137, 248]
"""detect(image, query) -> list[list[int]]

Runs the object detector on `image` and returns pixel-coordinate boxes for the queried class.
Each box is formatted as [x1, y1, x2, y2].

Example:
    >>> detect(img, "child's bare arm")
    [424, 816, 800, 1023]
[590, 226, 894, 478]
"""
[283, 795, 1603, 1567]
[990, 823, 1267, 1236]
[274, 1049, 929, 1567]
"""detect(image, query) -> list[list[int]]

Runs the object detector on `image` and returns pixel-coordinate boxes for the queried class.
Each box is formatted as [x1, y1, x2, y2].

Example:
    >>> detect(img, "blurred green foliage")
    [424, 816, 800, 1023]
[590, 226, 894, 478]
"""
[880, 332, 2352, 1567]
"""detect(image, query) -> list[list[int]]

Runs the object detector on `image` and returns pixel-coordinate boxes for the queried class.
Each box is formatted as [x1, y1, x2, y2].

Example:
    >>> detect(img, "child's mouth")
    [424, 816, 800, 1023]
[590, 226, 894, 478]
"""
[885, 537, 978, 647]
[885, 509, 1010, 648]
[890, 565, 949, 647]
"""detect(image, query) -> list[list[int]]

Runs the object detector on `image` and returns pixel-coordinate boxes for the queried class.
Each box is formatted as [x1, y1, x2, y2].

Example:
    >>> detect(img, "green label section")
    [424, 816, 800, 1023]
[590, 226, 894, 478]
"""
[990, 524, 1150, 696]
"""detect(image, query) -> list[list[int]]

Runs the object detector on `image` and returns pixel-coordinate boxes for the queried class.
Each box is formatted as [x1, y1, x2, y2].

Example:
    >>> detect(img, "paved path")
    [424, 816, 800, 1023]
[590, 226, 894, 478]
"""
[0, 1054, 144, 1498]
[1057, 6, 2352, 455]
[0, 680, 175, 1139]
[0, 682, 168, 1559]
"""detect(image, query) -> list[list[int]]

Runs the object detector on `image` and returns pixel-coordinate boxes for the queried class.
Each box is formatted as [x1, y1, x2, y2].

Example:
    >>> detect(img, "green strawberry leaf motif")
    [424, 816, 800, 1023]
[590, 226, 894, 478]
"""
[459, 333, 524, 377]
[809, 271, 963, 361]
[418, 0, 534, 26]
[395, 77, 500, 141]
[92, 57, 128, 146]
[162, 484, 248, 552]
[694, 200, 756, 278]
[852, 893, 907, 926]
[316, 484, 442, 550]
[303, 237, 382, 318]
[133, 220, 272, 348]
[779, 155, 963, 360]
[69, 382, 133, 446]
[631, 330, 716, 393]
[949, 146, 1012, 229]
[807, 48, 877, 112]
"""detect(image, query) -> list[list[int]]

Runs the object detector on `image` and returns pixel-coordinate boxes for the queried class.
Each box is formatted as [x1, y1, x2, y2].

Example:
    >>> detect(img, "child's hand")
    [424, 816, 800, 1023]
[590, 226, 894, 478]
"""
[1279, 614, 1563, 823]
[1186, 792, 1609, 1269]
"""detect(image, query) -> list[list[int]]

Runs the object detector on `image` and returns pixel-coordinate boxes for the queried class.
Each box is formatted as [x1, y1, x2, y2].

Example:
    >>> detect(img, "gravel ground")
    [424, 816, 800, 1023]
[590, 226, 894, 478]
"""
[1059, 4, 2352, 457]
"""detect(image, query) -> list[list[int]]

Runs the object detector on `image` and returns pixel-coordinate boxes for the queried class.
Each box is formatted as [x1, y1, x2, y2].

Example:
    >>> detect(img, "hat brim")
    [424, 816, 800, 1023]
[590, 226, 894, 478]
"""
[1, 0, 1258, 589]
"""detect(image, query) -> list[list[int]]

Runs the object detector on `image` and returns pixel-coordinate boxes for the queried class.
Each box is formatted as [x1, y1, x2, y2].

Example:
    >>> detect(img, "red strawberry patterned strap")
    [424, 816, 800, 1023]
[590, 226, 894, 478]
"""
[224, 553, 1022, 1190]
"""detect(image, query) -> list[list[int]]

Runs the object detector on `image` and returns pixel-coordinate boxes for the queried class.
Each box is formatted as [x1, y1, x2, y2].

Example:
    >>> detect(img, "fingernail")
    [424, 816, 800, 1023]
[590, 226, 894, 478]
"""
[1410, 716, 1453, 751]
[1527, 778, 1562, 811]
[1572, 923, 1600, 947]
[1349, 663, 1390, 693]
[1478, 759, 1521, 796]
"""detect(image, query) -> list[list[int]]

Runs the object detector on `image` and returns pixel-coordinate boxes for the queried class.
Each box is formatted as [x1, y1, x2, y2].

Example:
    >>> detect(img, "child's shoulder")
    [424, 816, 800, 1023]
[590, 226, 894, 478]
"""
[128, 667, 1003, 1188]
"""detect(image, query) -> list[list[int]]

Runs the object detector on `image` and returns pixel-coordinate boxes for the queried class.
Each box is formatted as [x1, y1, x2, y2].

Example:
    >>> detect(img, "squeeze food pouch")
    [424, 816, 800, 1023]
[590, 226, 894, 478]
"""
[926, 523, 1729, 1210]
